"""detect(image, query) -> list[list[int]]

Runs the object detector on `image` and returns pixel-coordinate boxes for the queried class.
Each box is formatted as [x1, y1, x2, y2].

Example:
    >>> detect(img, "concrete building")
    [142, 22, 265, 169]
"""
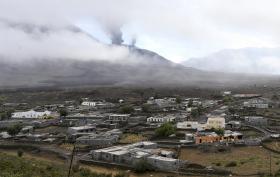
[90, 141, 184, 171]
[147, 97, 177, 107]
[206, 117, 225, 129]
[147, 115, 176, 123]
[11, 110, 53, 119]
[177, 121, 202, 130]
[20, 126, 34, 134]
[226, 121, 241, 129]
[244, 116, 268, 126]
[195, 130, 243, 144]
[66, 113, 105, 120]
[67, 125, 96, 135]
[76, 129, 122, 147]
[222, 91, 232, 96]
[81, 101, 96, 107]
[108, 114, 130, 124]
[243, 98, 269, 109]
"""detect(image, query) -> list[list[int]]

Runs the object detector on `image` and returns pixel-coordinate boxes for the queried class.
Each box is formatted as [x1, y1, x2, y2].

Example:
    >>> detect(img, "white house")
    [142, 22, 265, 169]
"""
[147, 115, 176, 123]
[108, 114, 130, 124]
[81, 101, 96, 107]
[206, 116, 225, 129]
[11, 110, 52, 119]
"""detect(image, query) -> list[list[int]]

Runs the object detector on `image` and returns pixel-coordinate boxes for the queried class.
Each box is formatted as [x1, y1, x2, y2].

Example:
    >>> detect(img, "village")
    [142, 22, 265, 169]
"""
[0, 89, 280, 176]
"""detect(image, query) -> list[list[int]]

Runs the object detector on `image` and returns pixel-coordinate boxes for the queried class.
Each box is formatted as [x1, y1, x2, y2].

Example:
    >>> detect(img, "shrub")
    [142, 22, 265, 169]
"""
[142, 104, 151, 113]
[114, 172, 129, 177]
[17, 150, 23, 157]
[59, 109, 68, 117]
[119, 105, 134, 114]
[7, 124, 22, 136]
[215, 162, 221, 166]
[225, 161, 237, 167]
[72, 162, 80, 173]
[155, 122, 176, 137]
[134, 159, 152, 173]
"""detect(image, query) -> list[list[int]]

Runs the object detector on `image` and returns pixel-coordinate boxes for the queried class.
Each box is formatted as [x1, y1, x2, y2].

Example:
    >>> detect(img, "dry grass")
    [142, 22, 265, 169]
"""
[264, 141, 280, 152]
[34, 126, 68, 134]
[240, 130, 263, 138]
[119, 134, 148, 144]
[179, 146, 280, 175]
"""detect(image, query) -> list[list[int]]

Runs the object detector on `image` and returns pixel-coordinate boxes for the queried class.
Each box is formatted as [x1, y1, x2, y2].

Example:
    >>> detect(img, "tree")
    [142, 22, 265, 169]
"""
[188, 99, 193, 107]
[176, 97, 182, 104]
[272, 94, 279, 101]
[119, 105, 134, 114]
[0, 112, 8, 120]
[223, 96, 233, 105]
[7, 124, 22, 136]
[17, 149, 23, 157]
[197, 105, 204, 115]
[6, 109, 14, 118]
[191, 109, 199, 118]
[211, 128, 225, 136]
[228, 107, 236, 115]
[59, 109, 68, 117]
[155, 122, 176, 137]
[141, 104, 151, 113]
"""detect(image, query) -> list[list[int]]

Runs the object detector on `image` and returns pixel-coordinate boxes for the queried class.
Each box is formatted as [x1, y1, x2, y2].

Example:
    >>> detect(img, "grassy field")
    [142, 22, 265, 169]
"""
[0, 150, 202, 177]
[179, 146, 280, 176]
[264, 141, 280, 152]
[240, 129, 264, 139]
[257, 108, 280, 120]
[0, 151, 129, 177]
[119, 134, 148, 144]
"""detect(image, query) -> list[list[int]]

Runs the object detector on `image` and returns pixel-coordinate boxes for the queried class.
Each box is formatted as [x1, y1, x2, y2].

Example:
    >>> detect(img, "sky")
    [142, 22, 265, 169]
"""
[0, 0, 280, 66]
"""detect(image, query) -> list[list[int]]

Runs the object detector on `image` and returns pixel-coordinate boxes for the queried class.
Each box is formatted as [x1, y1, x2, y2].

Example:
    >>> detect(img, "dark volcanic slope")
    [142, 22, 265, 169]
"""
[0, 46, 278, 88]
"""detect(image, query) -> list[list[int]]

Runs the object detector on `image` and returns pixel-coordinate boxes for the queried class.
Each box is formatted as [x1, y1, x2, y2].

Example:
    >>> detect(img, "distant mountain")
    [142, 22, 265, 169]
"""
[182, 47, 280, 75]
[0, 45, 277, 89]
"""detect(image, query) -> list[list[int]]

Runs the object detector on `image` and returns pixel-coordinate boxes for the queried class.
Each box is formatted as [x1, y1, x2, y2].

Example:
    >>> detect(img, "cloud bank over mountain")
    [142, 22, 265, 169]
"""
[1, 0, 280, 65]
[182, 48, 280, 75]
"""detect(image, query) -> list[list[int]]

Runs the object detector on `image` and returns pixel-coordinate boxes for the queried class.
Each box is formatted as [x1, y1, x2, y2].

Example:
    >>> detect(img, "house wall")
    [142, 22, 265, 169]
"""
[147, 156, 179, 171]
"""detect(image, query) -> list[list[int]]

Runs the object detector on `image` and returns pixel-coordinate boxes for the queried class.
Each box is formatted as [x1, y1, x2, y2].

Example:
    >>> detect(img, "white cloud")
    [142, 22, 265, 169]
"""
[0, 0, 280, 73]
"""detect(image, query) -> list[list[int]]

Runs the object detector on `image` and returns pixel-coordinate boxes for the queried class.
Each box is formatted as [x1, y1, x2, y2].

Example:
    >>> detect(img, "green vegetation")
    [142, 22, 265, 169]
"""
[155, 122, 176, 137]
[17, 150, 23, 157]
[223, 96, 234, 105]
[225, 161, 237, 167]
[228, 107, 236, 115]
[190, 106, 204, 118]
[0, 109, 14, 120]
[7, 124, 23, 136]
[59, 108, 68, 117]
[211, 128, 225, 136]
[272, 94, 279, 101]
[134, 159, 152, 173]
[141, 104, 151, 113]
[176, 97, 182, 104]
[119, 105, 134, 114]
[0, 152, 129, 177]
[187, 99, 193, 107]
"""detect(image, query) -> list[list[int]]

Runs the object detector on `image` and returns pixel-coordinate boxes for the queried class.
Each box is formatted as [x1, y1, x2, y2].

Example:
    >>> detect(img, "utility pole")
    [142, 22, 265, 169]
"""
[67, 143, 76, 177]
[269, 151, 272, 177]
[176, 145, 181, 177]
